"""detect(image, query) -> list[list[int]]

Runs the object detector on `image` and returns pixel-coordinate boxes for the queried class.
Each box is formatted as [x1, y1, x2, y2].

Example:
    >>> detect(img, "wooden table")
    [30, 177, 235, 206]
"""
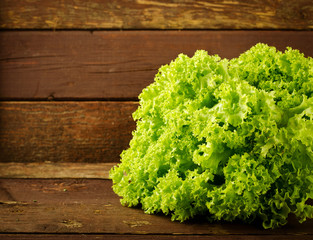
[1, 1, 313, 239]
[1, 177, 313, 240]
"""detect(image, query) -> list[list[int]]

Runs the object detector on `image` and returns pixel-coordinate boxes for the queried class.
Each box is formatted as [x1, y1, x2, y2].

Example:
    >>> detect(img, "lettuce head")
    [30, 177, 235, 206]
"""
[110, 43, 313, 229]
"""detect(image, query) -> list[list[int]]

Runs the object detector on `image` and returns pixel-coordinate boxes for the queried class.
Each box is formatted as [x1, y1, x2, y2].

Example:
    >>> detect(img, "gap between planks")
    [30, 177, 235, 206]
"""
[0, 162, 116, 179]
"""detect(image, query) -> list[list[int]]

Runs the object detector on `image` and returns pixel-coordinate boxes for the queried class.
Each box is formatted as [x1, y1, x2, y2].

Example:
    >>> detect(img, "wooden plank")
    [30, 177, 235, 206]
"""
[0, 0, 312, 30]
[1, 31, 313, 100]
[0, 179, 118, 204]
[0, 162, 115, 179]
[0, 179, 312, 235]
[1, 234, 313, 240]
[0, 102, 137, 163]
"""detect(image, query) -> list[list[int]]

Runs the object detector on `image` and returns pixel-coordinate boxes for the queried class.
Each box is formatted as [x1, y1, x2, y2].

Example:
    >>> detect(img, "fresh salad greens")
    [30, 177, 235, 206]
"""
[110, 43, 313, 229]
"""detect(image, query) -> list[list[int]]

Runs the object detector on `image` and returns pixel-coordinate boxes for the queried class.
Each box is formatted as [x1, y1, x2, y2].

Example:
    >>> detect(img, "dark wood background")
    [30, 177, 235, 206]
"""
[0, 1, 313, 239]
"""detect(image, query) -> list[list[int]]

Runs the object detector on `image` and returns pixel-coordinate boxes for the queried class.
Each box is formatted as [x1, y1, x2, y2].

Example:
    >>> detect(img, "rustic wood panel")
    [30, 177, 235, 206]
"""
[1, 235, 313, 240]
[0, 179, 312, 235]
[0, 179, 116, 204]
[0, 102, 137, 163]
[0, 0, 312, 30]
[1, 31, 313, 100]
[0, 162, 115, 179]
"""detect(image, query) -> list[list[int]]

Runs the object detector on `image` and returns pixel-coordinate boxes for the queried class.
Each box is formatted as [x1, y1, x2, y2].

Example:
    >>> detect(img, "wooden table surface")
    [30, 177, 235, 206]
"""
[1, 0, 313, 239]
[1, 178, 313, 240]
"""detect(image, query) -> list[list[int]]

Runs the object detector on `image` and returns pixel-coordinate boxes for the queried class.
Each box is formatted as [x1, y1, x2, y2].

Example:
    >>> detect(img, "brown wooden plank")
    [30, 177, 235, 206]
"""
[0, 179, 118, 204]
[0, 162, 115, 179]
[0, 179, 312, 235]
[1, 31, 313, 100]
[0, 0, 312, 30]
[0, 102, 137, 163]
[1, 234, 313, 240]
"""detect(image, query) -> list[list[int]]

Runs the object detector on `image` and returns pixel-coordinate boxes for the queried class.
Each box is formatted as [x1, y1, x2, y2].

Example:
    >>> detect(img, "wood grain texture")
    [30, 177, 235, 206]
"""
[1, 31, 313, 100]
[0, 179, 116, 204]
[0, 102, 137, 163]
[0, 162, 115, 179]
[2, 235, 313, 240]
[0, 0, 312, 30]
[0, 179, 312, 235]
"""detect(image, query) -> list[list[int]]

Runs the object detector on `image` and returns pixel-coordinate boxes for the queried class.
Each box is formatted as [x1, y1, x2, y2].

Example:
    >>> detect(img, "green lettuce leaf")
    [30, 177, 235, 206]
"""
[110, 43, 313, 229]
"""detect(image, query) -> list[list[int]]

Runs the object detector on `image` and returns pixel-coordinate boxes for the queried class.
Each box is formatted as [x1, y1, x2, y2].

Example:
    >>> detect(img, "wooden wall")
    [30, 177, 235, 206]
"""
[1, 1, 313, 239]
[0, 0, 313, 176]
